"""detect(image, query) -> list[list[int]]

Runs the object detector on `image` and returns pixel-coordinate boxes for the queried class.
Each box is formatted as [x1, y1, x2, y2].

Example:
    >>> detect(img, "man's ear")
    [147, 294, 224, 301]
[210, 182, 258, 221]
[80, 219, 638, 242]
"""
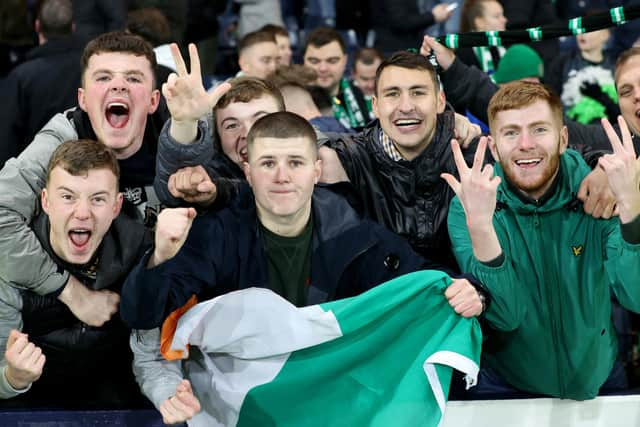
[41, 188, 50, 215]
[371, 95, 379, 119]
[238, 54, 247, 74]
[243, 161, 252, 186]
[77, 87, 87, 112]
[314, 158, 322, 184]
[488, 135, 500, 161]
[113, 193, 123, 218]
[148, 89, 161, 114]
[436, 90, 446, 114]
[559, 125, 569, 154]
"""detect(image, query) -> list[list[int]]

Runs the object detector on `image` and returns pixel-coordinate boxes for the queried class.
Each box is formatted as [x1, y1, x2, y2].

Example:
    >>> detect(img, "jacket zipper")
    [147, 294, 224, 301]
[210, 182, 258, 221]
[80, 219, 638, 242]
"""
[535, 210, 565, 397]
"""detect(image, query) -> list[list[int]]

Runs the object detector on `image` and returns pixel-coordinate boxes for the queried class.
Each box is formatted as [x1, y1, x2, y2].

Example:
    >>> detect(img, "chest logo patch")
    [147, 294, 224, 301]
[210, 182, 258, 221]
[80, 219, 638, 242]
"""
[571, 245, 584, 257]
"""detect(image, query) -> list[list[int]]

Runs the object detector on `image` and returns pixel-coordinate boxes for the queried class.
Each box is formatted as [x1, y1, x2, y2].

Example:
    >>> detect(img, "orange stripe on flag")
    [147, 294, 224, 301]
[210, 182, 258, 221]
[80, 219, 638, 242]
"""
[160, 295, 198, 361]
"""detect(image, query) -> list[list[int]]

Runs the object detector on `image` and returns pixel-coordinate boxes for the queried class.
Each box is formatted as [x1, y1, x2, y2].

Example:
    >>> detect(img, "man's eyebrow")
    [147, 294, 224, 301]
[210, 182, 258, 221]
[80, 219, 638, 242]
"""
[381, 84, 429, 92]
[498, 124, 521, 132]
[528, 120, 553, 128]
[56, 185, 76, 193]
[92, 69, 146, 76]
[220, 117, 238, 125]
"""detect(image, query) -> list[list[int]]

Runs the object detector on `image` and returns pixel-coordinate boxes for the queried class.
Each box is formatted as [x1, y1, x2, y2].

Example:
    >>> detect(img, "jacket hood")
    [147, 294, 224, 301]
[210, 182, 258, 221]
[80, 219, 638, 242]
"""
[494, 149, 591, 214]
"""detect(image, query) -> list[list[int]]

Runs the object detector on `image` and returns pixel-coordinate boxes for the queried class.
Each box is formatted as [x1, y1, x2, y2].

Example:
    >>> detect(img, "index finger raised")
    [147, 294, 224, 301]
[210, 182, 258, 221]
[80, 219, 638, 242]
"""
[601, 117, 624, 155]
[170, 43, 188, 76]
[472, 136, 489, 172]
[188, 44, 201, 77]
[449, 139, 470, 176]
[617, 115, 636, 157]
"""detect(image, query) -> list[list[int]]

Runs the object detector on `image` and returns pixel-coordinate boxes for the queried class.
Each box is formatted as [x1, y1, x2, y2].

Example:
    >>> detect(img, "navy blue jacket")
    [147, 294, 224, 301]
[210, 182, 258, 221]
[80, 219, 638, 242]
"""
[121, 187, 446, 329]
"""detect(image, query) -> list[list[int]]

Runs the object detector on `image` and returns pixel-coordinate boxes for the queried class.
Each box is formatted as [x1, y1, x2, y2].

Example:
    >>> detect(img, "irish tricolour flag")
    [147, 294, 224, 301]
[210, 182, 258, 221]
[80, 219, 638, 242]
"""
[168, 270, 481, 426]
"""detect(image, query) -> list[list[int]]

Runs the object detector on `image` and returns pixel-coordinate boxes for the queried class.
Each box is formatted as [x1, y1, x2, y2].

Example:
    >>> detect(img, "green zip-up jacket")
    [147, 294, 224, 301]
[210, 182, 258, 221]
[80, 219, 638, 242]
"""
[448, 148, 640, 400]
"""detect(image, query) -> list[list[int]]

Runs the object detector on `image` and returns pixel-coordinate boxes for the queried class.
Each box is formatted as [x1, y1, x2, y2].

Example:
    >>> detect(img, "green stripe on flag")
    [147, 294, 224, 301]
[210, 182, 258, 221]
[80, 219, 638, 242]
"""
[610, 7, 626, 25]
[235, 271, 482, 427]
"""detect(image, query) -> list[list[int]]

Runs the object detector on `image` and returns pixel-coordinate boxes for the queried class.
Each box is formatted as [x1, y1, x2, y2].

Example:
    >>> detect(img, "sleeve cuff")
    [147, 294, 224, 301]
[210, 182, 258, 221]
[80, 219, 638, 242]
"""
[0, 366, 31, 398]
[479, 252, 505, 268]
[621, 215, 640, 244]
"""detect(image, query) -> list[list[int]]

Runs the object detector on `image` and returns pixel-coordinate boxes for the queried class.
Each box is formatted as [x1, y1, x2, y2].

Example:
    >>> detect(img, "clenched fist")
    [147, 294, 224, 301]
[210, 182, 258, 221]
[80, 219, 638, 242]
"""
[149, 207, 197, 268]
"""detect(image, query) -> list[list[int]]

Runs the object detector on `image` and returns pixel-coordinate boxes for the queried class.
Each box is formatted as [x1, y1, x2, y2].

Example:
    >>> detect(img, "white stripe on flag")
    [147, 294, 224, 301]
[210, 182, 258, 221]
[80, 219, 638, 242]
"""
[424, 350, 480, 427]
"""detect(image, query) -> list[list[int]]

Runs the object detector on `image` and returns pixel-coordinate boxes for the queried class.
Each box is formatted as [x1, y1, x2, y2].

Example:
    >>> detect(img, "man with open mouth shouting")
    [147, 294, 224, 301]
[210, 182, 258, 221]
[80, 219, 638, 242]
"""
[0, 32, 183, 337]
[0, 140, 151, 408]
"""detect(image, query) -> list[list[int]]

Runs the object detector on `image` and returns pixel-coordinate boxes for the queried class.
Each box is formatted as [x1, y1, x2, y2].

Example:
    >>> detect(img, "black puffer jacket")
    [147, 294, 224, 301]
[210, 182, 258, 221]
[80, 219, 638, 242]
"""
[14, 213, 152, 408]
[326, 111, 478, 270]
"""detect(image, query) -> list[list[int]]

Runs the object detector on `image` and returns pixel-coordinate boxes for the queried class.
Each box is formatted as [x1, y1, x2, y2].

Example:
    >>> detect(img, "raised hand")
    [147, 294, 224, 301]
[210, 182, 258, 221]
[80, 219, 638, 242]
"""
[441, 137, 501, 228]
[442, 137, 503, 261]
[168, 165, 217, 206]
[576, 166, 616, 219]
[150, 207, 197, 268]
[420, 35, 456, 71]
[162, 43, 231, 123]
[454, 113, 482, 149]
[444, 278, 484, 318]
[599, 116, 640, 223]
[431, 3, 454, 23]
[159, 379, 202, 425]
[58, 274, 119, 327]
[4, 330, 45, 390]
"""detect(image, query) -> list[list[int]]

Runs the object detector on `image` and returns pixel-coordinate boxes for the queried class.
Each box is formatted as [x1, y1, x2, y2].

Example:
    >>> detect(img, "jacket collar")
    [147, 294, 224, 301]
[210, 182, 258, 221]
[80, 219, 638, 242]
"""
[240, 187, 377, 304]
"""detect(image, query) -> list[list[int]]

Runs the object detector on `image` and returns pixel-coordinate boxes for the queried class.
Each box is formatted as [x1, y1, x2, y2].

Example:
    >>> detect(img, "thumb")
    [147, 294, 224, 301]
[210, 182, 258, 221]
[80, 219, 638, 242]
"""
[441, 173, 461, 195]
[186, 207, 197, 220]
[577, 174, 590, 201]
[208, 81, 232, 108]
[196, 180, 216, 193]
[7, 330, 24, 347]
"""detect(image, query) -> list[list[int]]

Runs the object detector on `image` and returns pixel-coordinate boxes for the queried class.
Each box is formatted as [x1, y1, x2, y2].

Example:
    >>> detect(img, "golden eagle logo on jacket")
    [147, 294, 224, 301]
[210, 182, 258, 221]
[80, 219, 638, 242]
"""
[571, 245, 584, 257]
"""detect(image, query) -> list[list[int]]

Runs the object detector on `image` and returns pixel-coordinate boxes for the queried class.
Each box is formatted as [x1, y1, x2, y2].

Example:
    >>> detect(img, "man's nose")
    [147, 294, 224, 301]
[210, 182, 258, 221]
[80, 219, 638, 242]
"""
[73, 199, 91, 220]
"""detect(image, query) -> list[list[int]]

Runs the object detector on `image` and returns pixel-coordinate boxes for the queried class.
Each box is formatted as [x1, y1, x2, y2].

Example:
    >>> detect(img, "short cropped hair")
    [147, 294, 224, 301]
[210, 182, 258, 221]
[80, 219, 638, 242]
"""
[46, 140, 120, 185]
[38, 0, 73, 40]
[302, 27, 346, 56]
[126, 8, 171, 47]
[353, 48, 384, 67]
[614, 47, 640, 87]
[269, 64, 318, 89]
[215, 76, 285, 112]
[260, 24, 288, 39]
[81, 31, 157, 87]
[487, 81, 563, 131]
[238, 29, 277, 55]
[374, 51, 439, 95]
[247, 112, 317, 158]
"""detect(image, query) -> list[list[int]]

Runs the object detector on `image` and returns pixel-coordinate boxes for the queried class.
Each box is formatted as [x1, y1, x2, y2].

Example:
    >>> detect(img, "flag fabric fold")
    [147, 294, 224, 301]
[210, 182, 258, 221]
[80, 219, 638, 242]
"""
[170, 270, 482, 427]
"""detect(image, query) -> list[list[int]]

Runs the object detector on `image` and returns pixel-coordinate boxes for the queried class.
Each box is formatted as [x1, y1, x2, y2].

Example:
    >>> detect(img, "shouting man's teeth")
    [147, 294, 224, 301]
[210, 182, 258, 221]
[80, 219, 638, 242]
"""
[515, 159, 542, 165]
[395, 119, 421, 126]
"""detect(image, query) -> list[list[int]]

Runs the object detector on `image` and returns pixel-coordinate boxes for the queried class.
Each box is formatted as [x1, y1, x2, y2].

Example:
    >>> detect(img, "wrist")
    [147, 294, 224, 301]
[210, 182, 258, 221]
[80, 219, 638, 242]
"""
[169, 119, 199, 144]
[617, 195, 640, 224]
[147, 250, 167, 269]
[5, 367, 30, 390]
